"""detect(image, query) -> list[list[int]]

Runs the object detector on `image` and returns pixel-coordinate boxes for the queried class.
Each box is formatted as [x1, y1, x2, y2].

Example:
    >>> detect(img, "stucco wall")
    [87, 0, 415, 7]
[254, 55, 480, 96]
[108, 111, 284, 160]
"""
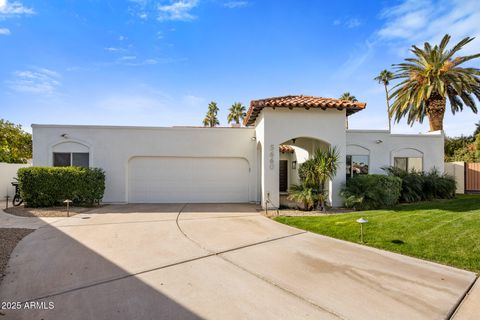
[33, 125, 257, 203]
[256, 108, 347, 207]
[0, 162, 31, 198]
[346, 130, 444, 174]
[444, 162, 465, 194]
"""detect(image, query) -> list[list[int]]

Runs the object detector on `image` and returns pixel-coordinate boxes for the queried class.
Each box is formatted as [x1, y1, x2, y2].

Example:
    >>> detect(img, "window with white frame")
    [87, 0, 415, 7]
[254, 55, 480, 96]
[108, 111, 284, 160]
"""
[53, 152, 89, 168]
[394, 157, 423, 172]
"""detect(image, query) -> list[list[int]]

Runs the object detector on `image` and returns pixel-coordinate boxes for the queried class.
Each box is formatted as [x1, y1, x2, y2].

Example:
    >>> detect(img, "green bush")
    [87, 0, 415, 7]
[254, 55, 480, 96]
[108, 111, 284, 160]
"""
[422, 169, 456, 200]
[341, 175, 402, 210]
[384, 167, 456, 202]
[17, 167, 105, 207]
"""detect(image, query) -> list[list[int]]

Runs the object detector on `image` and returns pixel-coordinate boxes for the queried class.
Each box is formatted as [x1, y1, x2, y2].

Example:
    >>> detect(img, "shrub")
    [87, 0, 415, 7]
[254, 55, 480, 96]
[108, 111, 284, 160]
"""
[341, 175, 402, 210]
[383, 167, 424, 203]
[287, 184, 317, 211]
[17, 167, 105, 207]
[384, 167, 456, 202]
[422, 169, 456, 200]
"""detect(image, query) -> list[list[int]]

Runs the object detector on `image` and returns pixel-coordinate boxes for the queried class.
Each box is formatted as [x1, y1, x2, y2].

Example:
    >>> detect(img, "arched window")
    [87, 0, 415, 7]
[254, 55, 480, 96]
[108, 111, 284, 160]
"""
[52, 141, 90, 168]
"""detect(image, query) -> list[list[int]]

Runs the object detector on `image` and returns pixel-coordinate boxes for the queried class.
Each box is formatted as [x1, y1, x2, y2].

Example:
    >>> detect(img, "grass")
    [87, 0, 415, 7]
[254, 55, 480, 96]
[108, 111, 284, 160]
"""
[274, 195, 480, 273]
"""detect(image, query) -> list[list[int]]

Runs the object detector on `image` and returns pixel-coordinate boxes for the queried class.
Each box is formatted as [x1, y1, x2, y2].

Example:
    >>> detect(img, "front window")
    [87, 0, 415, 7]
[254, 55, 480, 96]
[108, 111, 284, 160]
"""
[346, 155, 369, 179]
[394, 157, 423, 172]
[53, 152, 89, 168]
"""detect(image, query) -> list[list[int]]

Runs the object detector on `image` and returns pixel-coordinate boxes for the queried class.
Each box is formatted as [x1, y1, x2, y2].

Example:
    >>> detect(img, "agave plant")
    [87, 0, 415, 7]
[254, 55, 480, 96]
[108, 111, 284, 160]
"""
[390, 34, 480, 131]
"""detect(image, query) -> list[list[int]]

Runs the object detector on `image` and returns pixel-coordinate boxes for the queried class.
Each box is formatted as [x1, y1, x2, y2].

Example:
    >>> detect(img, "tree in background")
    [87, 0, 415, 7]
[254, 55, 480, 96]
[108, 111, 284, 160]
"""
[339, 92, 358, 102]
[390, 34, 480, 131]
[0, 119, 32, 163]
[227, 102, 246, 126]
[445, 123, 480, 162]
[202, 101, 220, 127]
[374, 69, 394, 131]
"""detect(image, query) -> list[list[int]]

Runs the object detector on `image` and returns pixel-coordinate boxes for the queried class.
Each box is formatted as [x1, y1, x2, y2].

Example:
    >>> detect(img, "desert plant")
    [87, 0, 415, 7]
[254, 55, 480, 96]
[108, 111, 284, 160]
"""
[313, 147, 340, 211]
[287, 184, 317, 211]
[341, 174, 402, 210]
[390, 34, 480, 131]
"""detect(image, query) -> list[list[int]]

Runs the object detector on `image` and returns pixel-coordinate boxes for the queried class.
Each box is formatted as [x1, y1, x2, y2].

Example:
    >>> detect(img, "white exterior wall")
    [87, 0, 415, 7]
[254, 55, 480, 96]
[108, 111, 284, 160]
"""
[444, 162, 465, 194]
[33, 125, 257, 203]
[255, 108, 347, 208]
[0, 162, 31, 198]
[346, 130, 444, 174]
[31, 111, 445, 208]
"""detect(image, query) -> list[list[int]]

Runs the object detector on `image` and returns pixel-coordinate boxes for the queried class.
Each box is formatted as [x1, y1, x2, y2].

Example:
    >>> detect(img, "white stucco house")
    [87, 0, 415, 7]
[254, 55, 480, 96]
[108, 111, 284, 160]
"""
[32, 95, 444, 208]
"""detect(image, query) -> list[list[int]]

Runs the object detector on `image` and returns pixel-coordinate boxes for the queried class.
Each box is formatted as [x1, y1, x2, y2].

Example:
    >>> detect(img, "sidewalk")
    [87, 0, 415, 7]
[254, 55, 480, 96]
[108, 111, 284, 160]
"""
[453, 278, 480, 320]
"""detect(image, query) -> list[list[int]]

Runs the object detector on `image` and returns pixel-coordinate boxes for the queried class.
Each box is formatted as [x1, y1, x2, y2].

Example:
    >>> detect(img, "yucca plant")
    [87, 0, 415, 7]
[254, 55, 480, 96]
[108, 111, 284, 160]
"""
[313, 147, 340, 211]
[390, 34, 480, 131]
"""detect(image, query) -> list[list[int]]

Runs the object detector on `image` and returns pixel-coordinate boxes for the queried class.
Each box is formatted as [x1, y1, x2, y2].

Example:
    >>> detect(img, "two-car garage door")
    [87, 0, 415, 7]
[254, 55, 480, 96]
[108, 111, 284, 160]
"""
[128, 157, 250, 203]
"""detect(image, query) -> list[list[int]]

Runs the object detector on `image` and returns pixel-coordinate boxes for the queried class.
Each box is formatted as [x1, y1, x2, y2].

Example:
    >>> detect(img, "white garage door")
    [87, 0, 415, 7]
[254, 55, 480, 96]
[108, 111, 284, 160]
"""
[128, 157, 250, 203]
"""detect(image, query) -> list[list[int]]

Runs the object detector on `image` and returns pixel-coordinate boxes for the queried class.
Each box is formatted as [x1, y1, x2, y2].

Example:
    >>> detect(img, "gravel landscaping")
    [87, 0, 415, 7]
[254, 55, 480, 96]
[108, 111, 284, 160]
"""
[0, 228, 33, 285]
[4, 205, 98, 217]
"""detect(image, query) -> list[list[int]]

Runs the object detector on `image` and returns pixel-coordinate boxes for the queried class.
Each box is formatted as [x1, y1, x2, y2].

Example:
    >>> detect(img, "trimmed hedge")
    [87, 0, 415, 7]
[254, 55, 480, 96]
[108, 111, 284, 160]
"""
[384, 167, 456, 202]
[341, 174, 402, 210]
[17, 167, 105, 207]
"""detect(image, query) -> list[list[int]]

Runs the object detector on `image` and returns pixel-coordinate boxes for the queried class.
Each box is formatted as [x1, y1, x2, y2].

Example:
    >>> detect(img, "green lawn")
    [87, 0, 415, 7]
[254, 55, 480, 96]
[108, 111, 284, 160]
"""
[274, 195, 480, 273]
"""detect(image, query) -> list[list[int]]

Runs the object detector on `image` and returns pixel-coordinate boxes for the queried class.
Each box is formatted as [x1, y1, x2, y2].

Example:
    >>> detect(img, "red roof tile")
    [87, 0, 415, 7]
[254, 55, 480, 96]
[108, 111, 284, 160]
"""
[279, 144, 294, 153]
[244, 95, 366, 126]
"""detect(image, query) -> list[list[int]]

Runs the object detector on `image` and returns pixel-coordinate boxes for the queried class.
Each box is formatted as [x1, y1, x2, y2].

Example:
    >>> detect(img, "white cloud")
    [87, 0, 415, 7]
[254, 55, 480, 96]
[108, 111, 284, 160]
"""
[8, 67, 61, 95]
[0, 27, 10, 35]
[157, 0, 198, 21]
[223, 1, 248, 9]
[0, 0, 35, 18]
[377, 0, 480, 54]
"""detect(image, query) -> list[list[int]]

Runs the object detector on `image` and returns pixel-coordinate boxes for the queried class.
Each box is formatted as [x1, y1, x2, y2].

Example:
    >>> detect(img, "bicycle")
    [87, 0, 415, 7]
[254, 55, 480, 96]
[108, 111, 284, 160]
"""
[11, 178, 23, 206]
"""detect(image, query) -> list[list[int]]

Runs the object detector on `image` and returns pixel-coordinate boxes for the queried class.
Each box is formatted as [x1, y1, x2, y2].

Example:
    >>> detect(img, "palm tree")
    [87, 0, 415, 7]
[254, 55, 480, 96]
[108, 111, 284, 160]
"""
[227, 102, 246, 126]
[390, 34, 480, 131]
[339, 92, 358, 102]
[202, 101, 220, 127]
[374, 69, 394, 131]
[313, 147, 339, 211]
[339, 93, 358, 129]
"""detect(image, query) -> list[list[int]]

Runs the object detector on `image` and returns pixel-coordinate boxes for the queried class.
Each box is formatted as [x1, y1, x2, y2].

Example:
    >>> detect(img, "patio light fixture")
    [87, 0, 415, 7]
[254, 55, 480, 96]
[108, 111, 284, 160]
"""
[356, 217, 368, 243]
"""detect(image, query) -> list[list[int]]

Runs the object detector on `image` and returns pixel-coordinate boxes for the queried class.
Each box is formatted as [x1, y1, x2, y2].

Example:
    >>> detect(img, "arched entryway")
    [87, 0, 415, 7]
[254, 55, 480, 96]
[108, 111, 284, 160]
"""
[277, 137, 330, 208]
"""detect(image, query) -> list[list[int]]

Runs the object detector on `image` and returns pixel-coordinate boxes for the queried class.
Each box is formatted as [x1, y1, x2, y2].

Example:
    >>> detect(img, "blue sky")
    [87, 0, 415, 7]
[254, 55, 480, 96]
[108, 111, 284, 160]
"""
[1, 0, 479, 136]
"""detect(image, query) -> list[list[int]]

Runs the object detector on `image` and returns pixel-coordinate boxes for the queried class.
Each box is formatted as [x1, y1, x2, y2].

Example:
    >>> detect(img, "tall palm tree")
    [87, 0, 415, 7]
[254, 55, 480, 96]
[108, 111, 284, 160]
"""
[390, 34, 480, 131]
[374, 69, 394, 131]
[227, 102, 246, 126]
[202, 101, 220, 127]
[339, 92, 358, 129]
[314, 147, 339, 211]
[339, 92, 358, 102]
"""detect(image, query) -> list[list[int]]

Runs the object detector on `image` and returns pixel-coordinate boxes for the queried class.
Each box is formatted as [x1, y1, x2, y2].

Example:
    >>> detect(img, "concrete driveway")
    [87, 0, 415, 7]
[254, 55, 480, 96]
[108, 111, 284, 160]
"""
[0, 204, 476, 320]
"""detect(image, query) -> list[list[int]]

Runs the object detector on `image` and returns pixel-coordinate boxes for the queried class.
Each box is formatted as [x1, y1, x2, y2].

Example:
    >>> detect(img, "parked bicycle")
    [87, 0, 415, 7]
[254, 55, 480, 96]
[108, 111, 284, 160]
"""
[11, 178, 23, 206]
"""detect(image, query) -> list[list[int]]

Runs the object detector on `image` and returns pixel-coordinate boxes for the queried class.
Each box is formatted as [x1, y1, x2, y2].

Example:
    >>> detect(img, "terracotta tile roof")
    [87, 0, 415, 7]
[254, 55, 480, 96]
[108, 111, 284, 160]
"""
[279, 144, 294, 153]
[244, 95, 366, 126]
